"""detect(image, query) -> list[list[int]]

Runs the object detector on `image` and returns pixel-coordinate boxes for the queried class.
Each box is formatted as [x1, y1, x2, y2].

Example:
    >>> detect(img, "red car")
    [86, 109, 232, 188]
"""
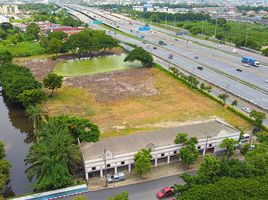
[156, 186, 176, 199]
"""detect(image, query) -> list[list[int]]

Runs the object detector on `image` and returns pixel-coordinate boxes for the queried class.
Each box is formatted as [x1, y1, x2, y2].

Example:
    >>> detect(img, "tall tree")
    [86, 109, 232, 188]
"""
[250, 110, 266, 127]
[0, 51, 13, 65]
[220, 138, 237, 160]
[124, 47, 153, 66]
[174, 133, 188, 144]
[26, 23, 40, 40]
[134, 148, 152, 178]
[43, 73, 63, 96]
[47, 38, 63, 56]
[179, 143, 199, 170]
[0, 141, 11, 192]
[107, 192, 128, 200]
[25, 119, 81, 192]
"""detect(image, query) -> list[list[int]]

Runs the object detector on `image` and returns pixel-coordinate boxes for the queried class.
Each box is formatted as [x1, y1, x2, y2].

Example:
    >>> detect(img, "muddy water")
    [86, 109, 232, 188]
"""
[53, 53, 143, 76]
[0, 87, 33, 196]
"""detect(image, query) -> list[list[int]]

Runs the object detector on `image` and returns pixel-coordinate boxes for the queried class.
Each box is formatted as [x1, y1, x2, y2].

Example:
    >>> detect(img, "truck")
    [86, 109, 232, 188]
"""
[242, 56, 260, 67]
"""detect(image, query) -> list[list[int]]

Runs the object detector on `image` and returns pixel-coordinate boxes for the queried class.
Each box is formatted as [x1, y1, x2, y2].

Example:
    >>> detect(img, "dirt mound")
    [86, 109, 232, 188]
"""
[64, 68, 159, 102]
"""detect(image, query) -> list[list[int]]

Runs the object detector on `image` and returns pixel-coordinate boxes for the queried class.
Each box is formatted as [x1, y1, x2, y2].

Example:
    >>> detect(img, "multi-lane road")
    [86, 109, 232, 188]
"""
[62, 5, 268, 124]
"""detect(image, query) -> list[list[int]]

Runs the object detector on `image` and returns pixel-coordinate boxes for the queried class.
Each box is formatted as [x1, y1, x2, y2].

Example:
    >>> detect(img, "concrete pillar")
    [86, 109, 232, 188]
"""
[114, 166, 118, 174]
[128, 163, 131, 172]
[85, 171, 89, 180]
[100, 169, 103, 178]
[154, 158, 158, 167]
[202, 148, 206, 157]
[167, 156, 170, 164]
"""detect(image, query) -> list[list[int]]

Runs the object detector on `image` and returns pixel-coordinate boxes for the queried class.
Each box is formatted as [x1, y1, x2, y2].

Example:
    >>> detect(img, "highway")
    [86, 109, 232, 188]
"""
[67, 5, 268, 111]
[64, 174, 184, 200]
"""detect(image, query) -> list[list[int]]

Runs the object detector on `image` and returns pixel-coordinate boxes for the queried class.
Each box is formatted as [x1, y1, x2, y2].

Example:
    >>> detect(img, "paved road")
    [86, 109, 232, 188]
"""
[64, 175, 184, 200]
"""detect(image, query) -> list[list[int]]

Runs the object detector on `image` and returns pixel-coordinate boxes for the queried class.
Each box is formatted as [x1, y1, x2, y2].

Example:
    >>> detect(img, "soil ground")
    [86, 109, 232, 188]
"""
[45, 67, 251, 137]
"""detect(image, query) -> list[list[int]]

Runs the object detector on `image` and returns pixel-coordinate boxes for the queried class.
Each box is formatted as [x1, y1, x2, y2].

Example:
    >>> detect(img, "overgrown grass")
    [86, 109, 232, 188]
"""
[0, 41, 46, 57]
[46, 67, 252, 137]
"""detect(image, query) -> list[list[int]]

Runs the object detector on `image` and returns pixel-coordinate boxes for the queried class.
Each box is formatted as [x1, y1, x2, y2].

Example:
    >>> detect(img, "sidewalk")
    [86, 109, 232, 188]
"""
[87, 159, 201, 191]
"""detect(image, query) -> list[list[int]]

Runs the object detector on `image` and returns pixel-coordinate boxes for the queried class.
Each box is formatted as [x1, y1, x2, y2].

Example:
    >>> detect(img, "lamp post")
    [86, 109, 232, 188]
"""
[103, 148, 108, 187]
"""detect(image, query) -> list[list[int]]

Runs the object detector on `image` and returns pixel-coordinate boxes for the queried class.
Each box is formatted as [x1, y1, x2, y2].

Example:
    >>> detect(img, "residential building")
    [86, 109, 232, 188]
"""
[0, 4, 19, 14]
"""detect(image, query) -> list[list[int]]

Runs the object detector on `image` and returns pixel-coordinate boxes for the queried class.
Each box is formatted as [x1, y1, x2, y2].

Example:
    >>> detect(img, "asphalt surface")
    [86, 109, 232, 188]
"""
[63, 5, 268, 125]
[64, 174, 184, 200]
[68, 5, 268, 111]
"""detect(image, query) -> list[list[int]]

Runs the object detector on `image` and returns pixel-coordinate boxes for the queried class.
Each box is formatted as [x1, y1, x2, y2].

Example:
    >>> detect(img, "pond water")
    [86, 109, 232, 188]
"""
[0, 87, 33, 196]
[53, 53, 143, 76]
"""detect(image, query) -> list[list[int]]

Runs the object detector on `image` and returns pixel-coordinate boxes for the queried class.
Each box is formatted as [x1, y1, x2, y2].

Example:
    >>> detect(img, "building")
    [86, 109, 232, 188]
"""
[0, 15, 9, 23]
[0, 4, 19, 14]
[80, 119, 240, 180]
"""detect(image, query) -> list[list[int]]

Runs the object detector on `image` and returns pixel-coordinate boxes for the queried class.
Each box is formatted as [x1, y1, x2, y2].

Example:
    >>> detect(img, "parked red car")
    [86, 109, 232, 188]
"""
[156, 186, 176, 199]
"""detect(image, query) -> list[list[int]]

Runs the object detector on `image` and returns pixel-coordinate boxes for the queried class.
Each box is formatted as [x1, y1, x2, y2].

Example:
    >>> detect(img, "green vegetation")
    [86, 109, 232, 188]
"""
[220, 138, 238, 160]
[250, 110, 266, 127]
[25, 104, 48, 132]
[43, 73, 63, 96]
[73, 196, 88, 200]
[124, 47, 153, 66]
[0, 51, 13, 65]
[107, 192, 128, 200]
[0, 64, 43, 106]
[0, 141, 11, 196]
[134, 148, 152, 178]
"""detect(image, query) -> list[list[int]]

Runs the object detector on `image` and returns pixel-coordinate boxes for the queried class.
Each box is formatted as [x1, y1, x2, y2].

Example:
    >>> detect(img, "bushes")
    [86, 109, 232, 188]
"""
[0, 64, 44, 107]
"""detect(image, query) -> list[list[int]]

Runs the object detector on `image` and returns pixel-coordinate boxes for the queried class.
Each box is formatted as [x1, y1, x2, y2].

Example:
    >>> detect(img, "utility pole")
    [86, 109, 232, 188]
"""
[104, 148, 107, 187]
[244, 28, 249, 47]
[173, 15, 176, 33]
[214, 17, 218, 37]
[165, 12, 167, 30]
[202, 21, 204, 35]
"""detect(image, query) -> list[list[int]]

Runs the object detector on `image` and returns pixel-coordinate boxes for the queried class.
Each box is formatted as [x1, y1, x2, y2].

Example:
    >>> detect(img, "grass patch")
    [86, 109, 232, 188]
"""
[0, 41, 45, 57]
[46, 67, 252, 137]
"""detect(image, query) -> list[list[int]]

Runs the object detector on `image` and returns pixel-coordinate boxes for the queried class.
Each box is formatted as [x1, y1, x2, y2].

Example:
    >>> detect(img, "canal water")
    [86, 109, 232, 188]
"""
[0, 87, 33, 196]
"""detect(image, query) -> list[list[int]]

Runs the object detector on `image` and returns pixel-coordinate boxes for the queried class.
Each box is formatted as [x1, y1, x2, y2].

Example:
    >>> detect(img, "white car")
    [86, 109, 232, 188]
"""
[243, 63, 250, 68]
[265, 80, 268, 83]
[242, 107, 251, 113]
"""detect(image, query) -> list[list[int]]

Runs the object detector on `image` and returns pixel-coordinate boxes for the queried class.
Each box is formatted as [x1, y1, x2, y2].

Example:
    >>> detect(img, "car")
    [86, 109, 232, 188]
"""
[265, 80, 268, 83]
[107, 172, 126, 184]
[197, 66, 203, 70]
[156, 186, 176, 199]
[153, 47, 157, 50]
[242, 107, 251, 113]
[142, 41, 147, 44]
[175, 38, 178, 41]
[253, 126, 261, 133]
[243, 63, 250, 68]
[236, 68, 242, 72]
[194, 56, 199, 59]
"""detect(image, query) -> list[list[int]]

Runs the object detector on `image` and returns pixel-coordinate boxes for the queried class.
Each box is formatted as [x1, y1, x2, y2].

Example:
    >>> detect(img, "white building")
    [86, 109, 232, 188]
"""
[80, 119, 240, 180]
[0, 15, 9, 23]
[0, 4, 19, 14]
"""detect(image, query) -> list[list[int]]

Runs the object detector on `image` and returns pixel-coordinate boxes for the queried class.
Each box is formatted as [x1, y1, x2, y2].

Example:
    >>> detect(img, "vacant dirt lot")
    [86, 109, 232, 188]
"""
[46, 67, 251, 137]
[64, 68, 159, 103]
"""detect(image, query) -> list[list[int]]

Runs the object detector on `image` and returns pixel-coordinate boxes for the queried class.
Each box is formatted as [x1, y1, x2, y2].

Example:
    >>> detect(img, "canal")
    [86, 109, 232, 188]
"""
[0, 86, 33, 196]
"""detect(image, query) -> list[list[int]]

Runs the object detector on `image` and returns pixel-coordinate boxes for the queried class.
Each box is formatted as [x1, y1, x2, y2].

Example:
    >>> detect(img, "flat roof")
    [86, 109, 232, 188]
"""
[81, 120, 238, 161]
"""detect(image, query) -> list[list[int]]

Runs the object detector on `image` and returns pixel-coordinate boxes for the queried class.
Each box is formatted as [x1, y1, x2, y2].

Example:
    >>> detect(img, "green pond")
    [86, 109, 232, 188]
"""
[54, 53, 143, 76]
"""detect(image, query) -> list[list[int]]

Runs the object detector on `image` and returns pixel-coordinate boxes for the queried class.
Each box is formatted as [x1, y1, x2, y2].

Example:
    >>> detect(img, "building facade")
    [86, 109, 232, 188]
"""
[0, 4, 19, 15]
[80, 119, 240, 180]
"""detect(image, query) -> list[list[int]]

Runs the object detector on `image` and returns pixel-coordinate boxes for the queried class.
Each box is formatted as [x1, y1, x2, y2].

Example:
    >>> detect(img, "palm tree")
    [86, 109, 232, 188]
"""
[25, 104, 48, 133]
[25, 120, 81, 192]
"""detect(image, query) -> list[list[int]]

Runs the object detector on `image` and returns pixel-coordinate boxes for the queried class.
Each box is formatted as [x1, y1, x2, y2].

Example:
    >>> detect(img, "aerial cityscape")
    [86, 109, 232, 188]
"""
[0, 0, 268, 200]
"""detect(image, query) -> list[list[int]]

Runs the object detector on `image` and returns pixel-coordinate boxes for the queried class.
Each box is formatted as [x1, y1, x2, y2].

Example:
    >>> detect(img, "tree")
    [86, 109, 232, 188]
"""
[48, 31, 68, 40]
[43, 73, 63, 96]
[0, 51, 13, 65]
[98, 34, 119, 53]
[39, 35, 49, 48]
[196, 154, 221, 184]
[107, 192, 128, 200]
[174, 133, 188, 144]
[47, 38, 63, 56]
[231, 100, 238, 106]
[220, 138, 237, 160]
[26, 23, 40, 40]
[177, 176, 268, 200]
[187, 75, 199, 88]
[73, 195, 88, 200]
[25, 119, 81, 192]
[17, 89, 47, 108]
[134, 148, 152, 178]
[25, 104, 48, 133]
[256, 131, 268, 143]
[0, 141, 11, 192]
[262, 48, 268, 56]
[124, 47, 153, 66]
[218, 93, 229, 103]
[250, 110, 266, 127]
[50, 115, 100, 142]
[179, 143, 199, 170]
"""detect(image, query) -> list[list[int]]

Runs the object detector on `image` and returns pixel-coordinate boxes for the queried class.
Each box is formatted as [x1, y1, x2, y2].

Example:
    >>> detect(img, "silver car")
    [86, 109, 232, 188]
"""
[107, 172, 126, 184]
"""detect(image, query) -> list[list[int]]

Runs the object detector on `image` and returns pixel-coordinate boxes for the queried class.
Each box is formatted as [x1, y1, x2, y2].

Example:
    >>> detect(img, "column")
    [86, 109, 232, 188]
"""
[128, 163, 131, 172]
[202, 148, 206, 157]
[167, 156, 170, 164]
[154, 158, 158, 167]
[100, 169, 103, 178]
[114, 166, 118, 174]
[85, 171, 89, 180]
